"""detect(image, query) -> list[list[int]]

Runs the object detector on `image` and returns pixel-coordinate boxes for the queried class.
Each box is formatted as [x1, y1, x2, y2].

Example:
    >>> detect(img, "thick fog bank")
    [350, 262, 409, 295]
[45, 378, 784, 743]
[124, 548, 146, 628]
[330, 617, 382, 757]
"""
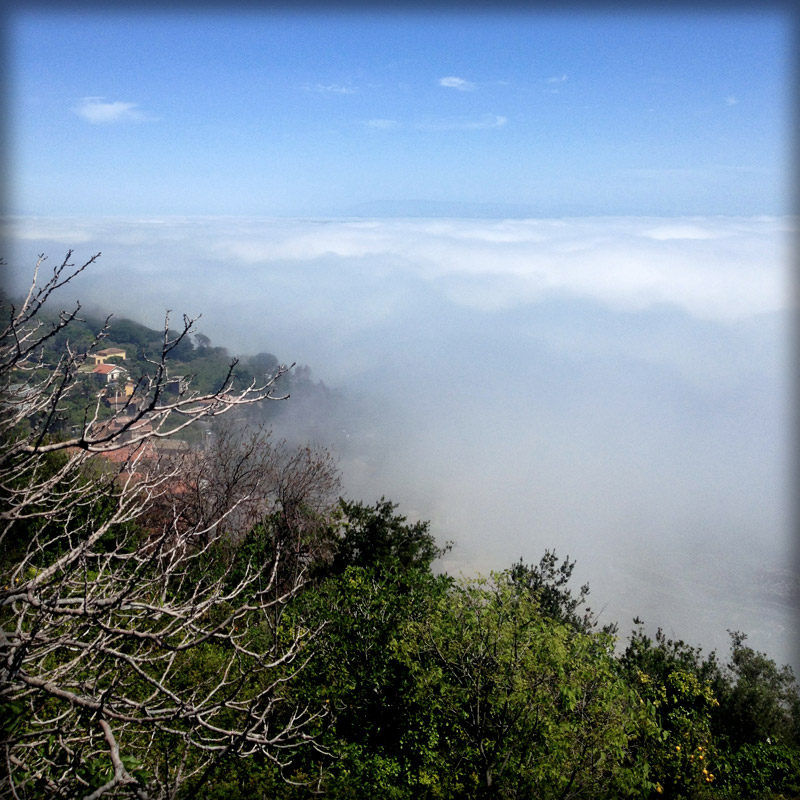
[3, 214, 795, 669]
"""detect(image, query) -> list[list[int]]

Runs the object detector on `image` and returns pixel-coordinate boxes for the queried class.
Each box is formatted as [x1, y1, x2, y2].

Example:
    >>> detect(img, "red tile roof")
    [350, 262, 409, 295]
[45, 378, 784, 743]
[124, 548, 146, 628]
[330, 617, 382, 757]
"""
[92, 364, 125, 375]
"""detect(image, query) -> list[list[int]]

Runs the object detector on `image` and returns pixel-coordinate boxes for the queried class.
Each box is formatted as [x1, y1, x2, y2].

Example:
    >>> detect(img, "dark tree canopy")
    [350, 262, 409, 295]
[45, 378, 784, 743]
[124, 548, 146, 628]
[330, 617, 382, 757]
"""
[507, 550, 603, 633]
[326, 497, 448, 577]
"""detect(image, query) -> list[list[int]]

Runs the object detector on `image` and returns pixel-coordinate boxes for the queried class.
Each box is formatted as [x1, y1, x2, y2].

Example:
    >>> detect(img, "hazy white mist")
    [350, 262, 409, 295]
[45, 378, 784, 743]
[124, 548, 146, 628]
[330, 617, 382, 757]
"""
[3, 214, 795, 668]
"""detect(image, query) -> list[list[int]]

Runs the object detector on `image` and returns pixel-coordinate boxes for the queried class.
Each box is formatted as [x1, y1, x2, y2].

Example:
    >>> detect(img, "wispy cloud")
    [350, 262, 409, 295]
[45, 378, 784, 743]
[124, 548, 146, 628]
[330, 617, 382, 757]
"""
[725, 95, 738, 106]
[73, 97, 149, 124]
[305, 83, 357, 95]
[439, 76, 475, 91]
[365, 119, 400, 129]
[417, 114, 507, 131]
[545, 74, 568, 93]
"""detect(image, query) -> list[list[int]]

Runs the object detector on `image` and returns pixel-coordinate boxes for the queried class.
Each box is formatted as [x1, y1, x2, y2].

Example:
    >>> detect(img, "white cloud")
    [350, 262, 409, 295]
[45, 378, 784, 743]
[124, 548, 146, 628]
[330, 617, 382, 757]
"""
[639, 223, 725, 241]
[306, 83, 356, 94]
[8, 216, 788, 324]
[417, 114, 507, 131]
[725, 95, 738, 106]
[545, 74, 568, 93]
[73, 97, 148, 124]
[439, 76, 475, 91]
[472, 114, 507, 129]
[248, 216, 785, 321]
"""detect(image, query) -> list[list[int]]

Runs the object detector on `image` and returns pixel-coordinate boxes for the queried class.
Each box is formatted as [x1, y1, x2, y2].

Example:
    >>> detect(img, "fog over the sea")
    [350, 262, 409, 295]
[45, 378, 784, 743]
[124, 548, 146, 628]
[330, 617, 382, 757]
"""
[3, 214, 795, 668]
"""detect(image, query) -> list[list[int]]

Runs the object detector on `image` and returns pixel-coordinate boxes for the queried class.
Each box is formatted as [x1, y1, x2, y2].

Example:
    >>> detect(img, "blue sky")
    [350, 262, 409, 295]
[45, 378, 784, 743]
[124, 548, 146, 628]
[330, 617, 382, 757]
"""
[7, 7, 792, 216]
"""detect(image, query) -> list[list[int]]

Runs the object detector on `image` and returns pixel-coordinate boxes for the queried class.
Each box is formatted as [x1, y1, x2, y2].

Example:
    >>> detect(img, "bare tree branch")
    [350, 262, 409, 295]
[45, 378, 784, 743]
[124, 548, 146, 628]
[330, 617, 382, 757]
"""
[0, 254, 335, 798]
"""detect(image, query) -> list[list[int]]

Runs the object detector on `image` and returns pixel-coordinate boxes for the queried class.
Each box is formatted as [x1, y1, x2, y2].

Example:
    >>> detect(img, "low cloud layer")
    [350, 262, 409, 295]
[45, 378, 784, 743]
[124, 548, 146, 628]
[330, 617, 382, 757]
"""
[3, 214, 795, 667]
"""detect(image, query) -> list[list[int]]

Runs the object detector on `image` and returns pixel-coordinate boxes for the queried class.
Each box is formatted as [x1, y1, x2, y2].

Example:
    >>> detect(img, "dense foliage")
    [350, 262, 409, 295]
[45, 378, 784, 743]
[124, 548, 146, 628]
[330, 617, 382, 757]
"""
[2, 255, 798, 798]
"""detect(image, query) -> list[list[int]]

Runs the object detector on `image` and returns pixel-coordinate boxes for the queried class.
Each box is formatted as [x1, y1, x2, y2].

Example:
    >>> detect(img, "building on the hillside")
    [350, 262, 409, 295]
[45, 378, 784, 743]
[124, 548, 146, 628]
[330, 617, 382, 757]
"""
[92, 364, 127, 383]
[80, 440, 160, 484]
[153, 439, 191, 455]
[104, 395, 127, 412]
[91, 348, 127, 365]
[165, 376, 189, 395]
[121, 419, 153, 442]
[104, 394, 140, 415]
[93, 415, 153, 444]
[106, 380, 138, 403]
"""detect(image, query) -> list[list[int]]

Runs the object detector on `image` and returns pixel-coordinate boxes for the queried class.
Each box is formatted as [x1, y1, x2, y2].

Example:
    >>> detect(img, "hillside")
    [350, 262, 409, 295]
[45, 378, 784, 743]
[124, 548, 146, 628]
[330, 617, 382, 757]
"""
[19, 303, 336, 445]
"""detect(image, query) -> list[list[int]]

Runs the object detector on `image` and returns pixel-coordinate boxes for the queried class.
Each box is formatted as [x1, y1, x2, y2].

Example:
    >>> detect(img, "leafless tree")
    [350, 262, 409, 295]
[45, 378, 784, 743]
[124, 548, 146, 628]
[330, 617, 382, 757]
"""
[156, 422, 339, 547]
[0, 253, 332, 798]
[147, 423, 341, 633]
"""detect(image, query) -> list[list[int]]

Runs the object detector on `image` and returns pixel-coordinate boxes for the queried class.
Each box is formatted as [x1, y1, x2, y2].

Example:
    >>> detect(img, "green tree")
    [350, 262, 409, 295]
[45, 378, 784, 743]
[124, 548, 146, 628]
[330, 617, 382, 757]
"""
[280, 564, 451, 798]
[245, 351, 280, 376]
[711, 632, 800, 799]
[270, 499, 453, 797]
[620, 623, 722, 798]
[398, 573, 651, 799]
[324, 497, 448, 579]
[714, 631, 800, 749]
[507, 550, 612, 634]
